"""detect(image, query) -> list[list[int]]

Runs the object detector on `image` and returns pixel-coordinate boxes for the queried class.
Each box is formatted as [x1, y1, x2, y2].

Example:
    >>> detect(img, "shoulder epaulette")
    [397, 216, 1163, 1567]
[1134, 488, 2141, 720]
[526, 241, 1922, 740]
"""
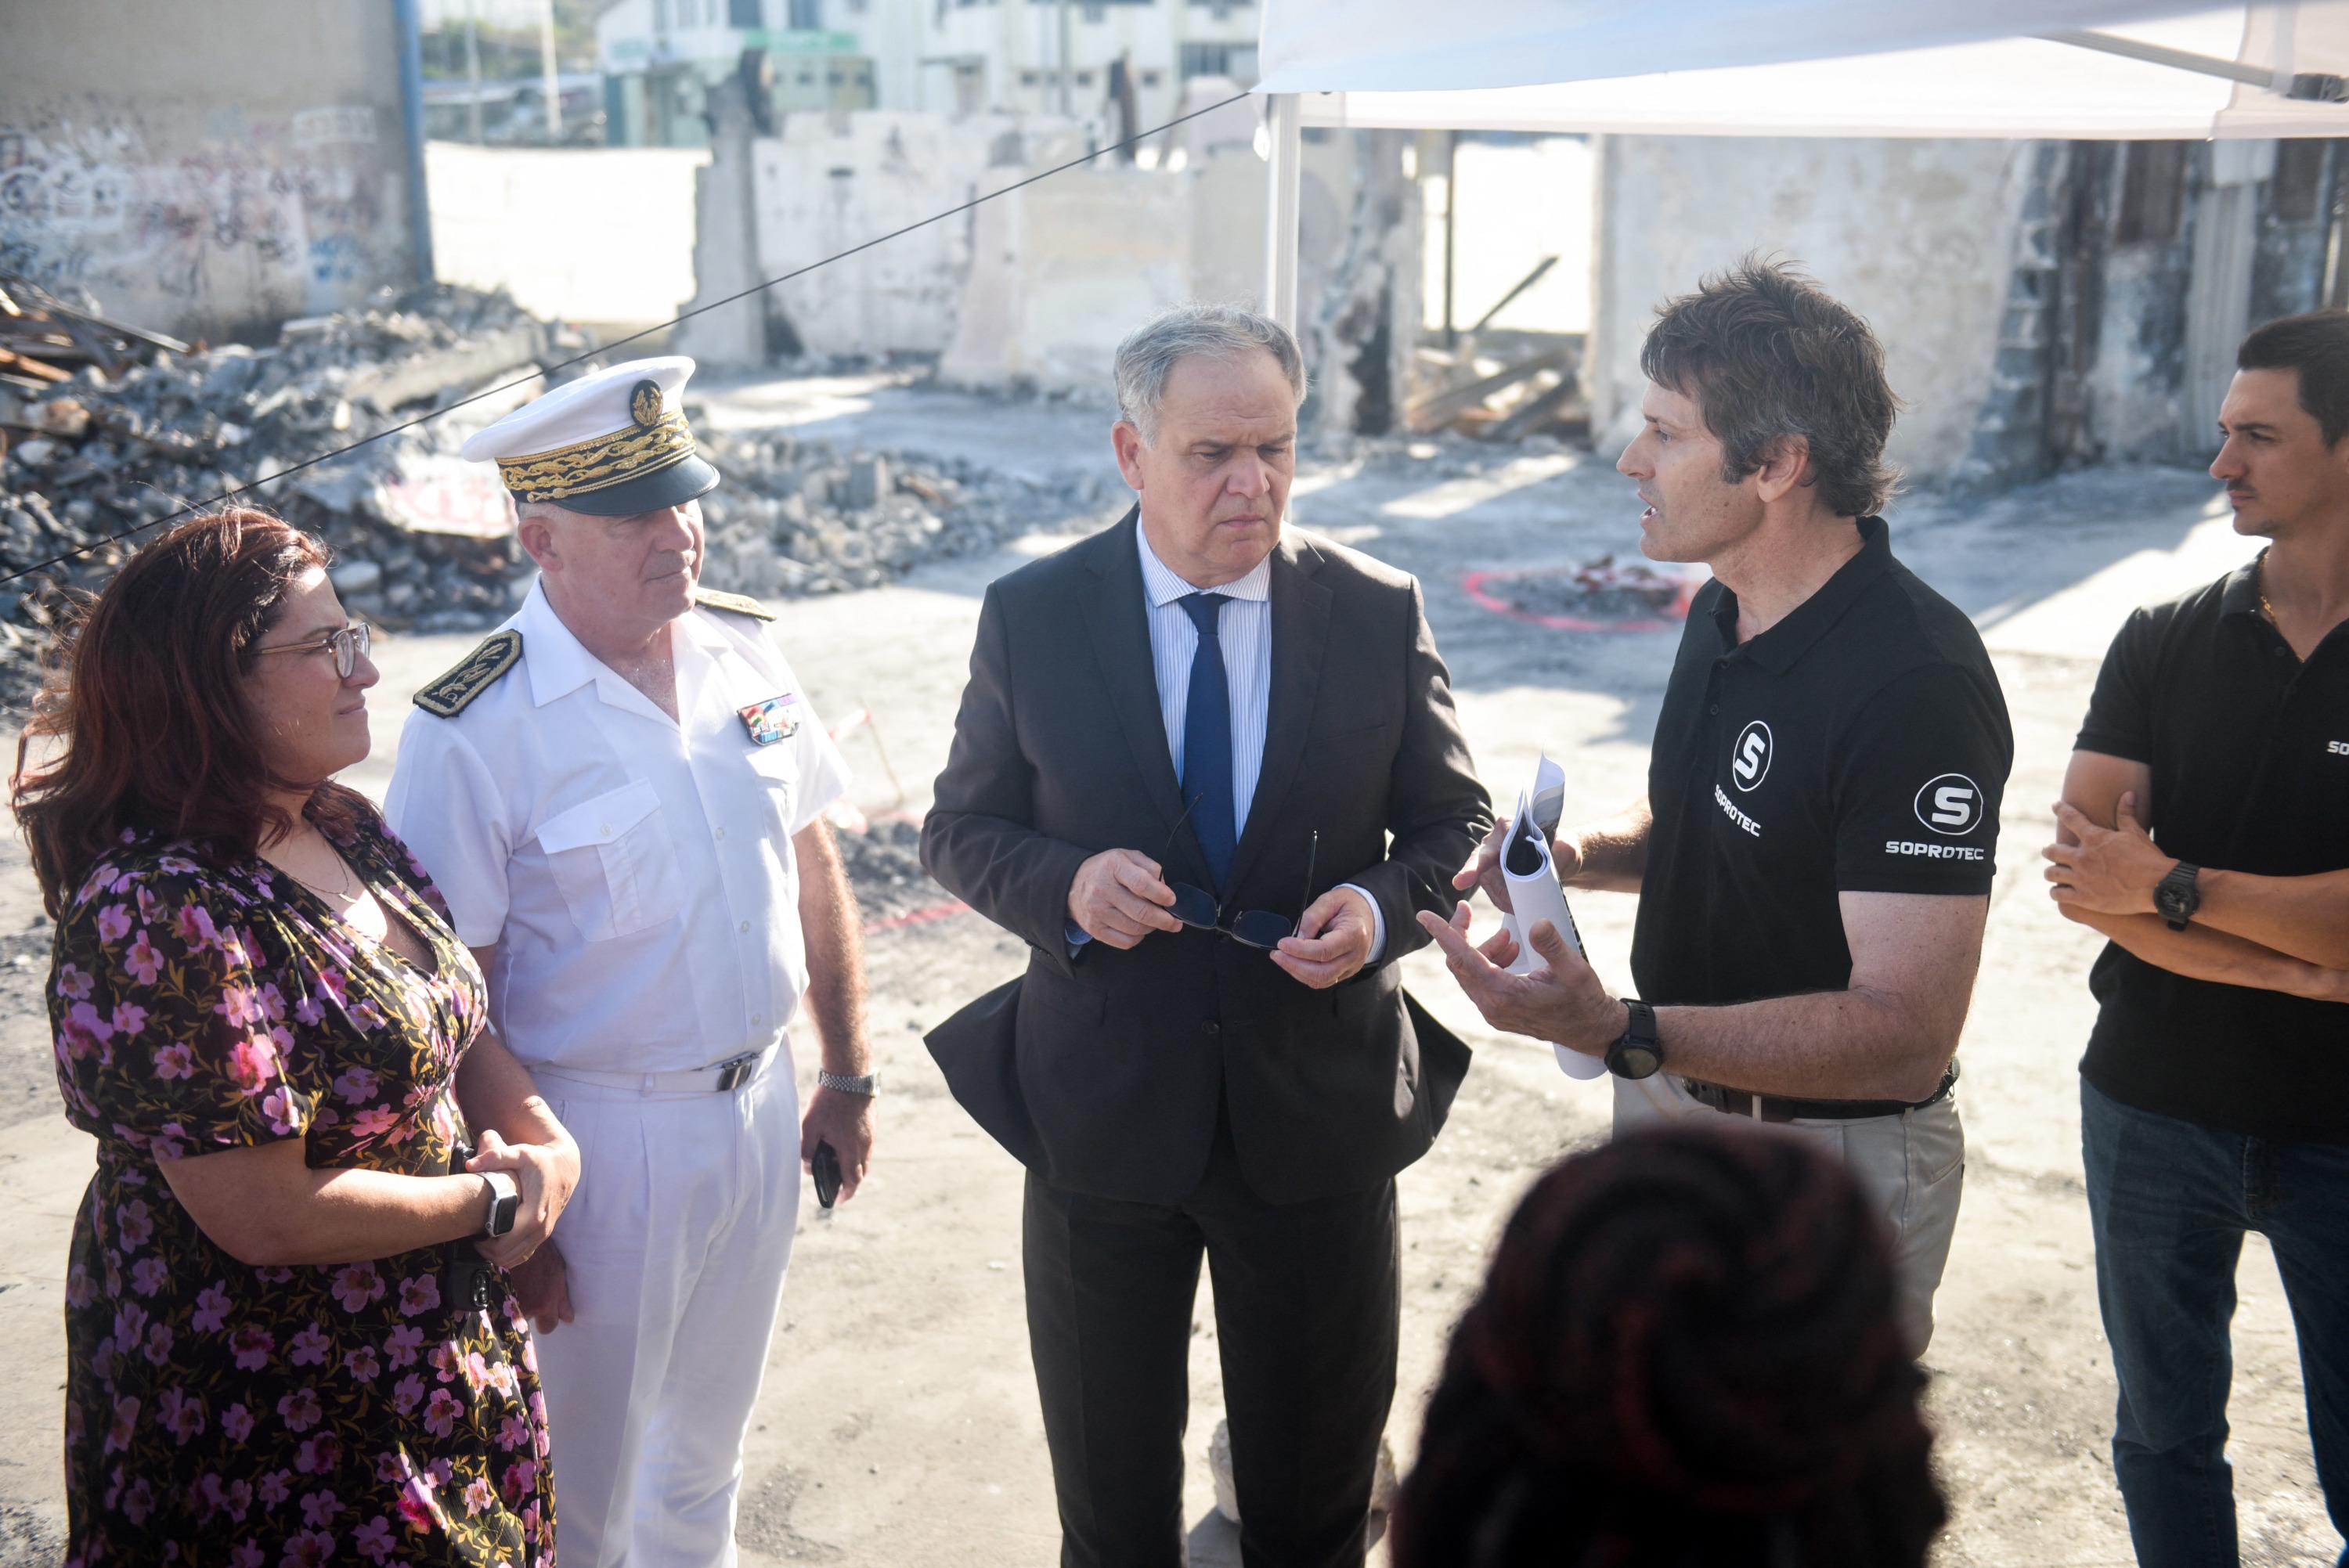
[413, 630, 523, 718]
[694, 586, 777, 622]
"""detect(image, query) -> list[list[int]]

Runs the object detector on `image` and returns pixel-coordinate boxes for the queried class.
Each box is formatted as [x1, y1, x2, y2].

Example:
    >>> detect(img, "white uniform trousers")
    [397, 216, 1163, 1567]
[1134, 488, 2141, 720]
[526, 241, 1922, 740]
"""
[531, 1061, 802, 1568]
[1613, 1072, 1965, 1356]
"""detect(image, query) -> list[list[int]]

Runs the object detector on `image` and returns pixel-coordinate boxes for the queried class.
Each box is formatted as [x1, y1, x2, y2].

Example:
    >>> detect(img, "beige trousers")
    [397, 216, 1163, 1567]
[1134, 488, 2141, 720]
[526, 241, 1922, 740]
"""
[1613, 1072, 1965, 1356]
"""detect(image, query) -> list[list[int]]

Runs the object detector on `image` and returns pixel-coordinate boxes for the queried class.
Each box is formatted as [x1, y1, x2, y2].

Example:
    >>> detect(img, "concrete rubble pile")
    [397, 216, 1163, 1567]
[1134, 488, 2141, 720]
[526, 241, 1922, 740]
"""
[691, 428, 1117, 598]
[0, 284, 582, 703]
[0, 276, 1120, 718]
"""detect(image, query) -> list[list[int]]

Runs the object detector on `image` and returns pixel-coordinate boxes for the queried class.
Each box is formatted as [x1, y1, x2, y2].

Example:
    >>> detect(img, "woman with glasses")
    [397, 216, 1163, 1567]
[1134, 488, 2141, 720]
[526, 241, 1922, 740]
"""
[14, 510, 571, 1566]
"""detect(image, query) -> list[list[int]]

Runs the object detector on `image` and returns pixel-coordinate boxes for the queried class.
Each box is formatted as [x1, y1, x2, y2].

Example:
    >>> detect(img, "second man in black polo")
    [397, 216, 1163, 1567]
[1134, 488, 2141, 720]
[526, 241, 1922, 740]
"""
[1426, 260, 2013, 1354]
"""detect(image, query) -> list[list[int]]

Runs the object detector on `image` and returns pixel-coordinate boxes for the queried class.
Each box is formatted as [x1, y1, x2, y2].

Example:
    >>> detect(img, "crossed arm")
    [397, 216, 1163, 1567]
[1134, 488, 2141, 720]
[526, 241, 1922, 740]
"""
[2043, 751, 2349, 998]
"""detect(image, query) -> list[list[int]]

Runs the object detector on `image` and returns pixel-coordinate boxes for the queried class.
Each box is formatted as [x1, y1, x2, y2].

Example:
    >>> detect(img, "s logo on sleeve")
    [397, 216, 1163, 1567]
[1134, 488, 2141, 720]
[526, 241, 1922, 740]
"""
[1913, 773, 1983, 835]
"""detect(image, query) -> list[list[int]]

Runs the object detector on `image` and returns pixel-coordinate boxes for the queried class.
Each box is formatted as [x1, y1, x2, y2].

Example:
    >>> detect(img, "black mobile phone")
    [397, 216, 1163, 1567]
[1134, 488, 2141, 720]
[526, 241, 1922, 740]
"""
[812, 1141, 842, 1209]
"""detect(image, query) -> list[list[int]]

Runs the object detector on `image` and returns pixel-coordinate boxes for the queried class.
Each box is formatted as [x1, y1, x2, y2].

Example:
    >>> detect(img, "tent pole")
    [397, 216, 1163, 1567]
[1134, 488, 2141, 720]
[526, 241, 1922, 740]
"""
[1442, 130, 1458, 348]
[2040, 29, 2272, 88]
[1264, 93, 1302, 330]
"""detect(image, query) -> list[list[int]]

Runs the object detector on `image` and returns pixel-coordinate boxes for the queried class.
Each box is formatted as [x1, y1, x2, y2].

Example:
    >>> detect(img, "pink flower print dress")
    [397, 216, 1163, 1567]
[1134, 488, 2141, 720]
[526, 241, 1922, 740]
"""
[50, 803, 556, 1566]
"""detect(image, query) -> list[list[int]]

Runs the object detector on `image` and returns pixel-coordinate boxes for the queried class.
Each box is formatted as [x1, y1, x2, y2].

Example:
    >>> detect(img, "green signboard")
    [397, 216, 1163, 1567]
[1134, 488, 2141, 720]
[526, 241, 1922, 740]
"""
[739, 28, 858, 54]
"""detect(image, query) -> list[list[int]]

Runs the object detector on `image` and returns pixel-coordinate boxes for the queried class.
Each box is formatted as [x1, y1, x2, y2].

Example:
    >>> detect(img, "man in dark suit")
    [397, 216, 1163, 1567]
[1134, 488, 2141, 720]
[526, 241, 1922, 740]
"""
[922, 304, 1491, 1568]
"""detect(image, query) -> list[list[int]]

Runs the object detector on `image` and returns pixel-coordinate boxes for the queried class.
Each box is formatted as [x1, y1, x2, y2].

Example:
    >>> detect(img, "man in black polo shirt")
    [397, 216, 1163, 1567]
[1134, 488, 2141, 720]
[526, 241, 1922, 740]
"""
[2040, 311, 2349, 1568]
[1424, 260, 2012, 1354]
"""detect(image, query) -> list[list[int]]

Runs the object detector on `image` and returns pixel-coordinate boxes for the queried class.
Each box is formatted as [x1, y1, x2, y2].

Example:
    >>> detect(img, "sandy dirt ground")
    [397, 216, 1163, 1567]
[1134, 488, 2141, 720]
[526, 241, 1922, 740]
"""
[0, 380, 2336, 1566]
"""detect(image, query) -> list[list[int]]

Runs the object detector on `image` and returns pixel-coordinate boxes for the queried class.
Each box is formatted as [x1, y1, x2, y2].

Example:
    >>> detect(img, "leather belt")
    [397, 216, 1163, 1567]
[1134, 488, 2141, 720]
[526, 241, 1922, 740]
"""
[1682, 1061, 1958, 1124]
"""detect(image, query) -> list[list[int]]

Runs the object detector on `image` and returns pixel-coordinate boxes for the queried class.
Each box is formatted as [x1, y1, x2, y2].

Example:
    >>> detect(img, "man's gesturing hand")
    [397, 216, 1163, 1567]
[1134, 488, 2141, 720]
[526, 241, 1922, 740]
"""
[1068, 849, 1185, 949]
[1416, 899, 1620, 1062]
[1272, 887, 1375, 989]
[1451, 821, 1584, 913]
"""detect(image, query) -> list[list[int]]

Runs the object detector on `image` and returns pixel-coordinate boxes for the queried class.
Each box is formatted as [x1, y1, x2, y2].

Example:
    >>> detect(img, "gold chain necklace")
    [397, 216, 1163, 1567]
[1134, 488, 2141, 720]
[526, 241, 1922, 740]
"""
[286, 833, 357, 903]
[2257, 547, 2278, 625]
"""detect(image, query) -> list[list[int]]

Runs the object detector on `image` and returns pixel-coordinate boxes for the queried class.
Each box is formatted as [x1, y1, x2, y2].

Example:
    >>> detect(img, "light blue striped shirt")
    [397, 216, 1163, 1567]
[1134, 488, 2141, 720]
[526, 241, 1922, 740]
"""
[1135, 523, 1274, 828]
[1063, 525, 1383, 957]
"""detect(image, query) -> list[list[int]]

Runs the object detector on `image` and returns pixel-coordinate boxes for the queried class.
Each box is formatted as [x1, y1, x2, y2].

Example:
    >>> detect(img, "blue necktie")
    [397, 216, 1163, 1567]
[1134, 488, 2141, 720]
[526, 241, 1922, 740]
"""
[1178, 593, 1236, 891]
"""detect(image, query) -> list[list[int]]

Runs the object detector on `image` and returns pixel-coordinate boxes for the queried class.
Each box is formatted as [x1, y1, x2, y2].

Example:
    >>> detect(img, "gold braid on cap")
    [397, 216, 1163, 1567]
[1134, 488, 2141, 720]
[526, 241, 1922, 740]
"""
[495, 410, 696, 503]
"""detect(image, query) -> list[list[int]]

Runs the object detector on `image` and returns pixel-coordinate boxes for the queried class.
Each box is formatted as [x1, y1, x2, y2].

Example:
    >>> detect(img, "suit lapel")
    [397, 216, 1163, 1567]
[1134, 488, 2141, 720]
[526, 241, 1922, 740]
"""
[1228, 535, 1329, 894]
[1080, 510, 1207, 882]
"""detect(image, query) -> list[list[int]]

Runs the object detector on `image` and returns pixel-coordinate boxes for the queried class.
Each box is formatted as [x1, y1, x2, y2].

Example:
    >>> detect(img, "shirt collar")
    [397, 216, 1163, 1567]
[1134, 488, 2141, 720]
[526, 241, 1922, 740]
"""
[2218, 549, 2267, 620]
[1714, 515, 1896, 674]
[516, 579, 597, 706]
[514, 577, 700, 708]
[1135, 518, 1272, 608]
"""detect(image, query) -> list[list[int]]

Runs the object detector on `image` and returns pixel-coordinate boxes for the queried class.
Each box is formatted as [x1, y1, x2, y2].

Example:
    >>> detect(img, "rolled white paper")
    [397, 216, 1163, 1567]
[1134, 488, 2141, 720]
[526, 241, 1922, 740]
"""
[1499, 789, 1607, 1081]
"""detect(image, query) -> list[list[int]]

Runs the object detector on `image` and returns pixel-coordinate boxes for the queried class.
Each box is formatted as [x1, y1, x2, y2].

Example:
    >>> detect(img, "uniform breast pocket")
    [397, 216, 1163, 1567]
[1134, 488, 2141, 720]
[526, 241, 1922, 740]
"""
[534, 781, 684, 942]
[745, 741, 802, 838]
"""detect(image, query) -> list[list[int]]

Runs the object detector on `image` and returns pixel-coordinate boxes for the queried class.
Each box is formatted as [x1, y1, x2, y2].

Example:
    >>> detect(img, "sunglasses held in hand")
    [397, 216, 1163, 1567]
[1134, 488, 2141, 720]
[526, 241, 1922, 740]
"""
[1161, 798, 1319, 952]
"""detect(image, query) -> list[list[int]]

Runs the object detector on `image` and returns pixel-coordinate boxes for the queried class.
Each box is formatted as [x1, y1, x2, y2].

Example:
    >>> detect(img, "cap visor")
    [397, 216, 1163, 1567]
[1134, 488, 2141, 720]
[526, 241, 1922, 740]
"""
[547, 453, 721, 517]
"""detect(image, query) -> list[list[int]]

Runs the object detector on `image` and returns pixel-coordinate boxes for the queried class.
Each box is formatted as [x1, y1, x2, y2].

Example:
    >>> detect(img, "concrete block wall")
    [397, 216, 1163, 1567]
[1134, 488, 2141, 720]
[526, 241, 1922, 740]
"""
[0, 2, 420, 344]
[426, 142, 708, 333]
[1588, 135, 2032, 490]
[747, 111, 1074, 362]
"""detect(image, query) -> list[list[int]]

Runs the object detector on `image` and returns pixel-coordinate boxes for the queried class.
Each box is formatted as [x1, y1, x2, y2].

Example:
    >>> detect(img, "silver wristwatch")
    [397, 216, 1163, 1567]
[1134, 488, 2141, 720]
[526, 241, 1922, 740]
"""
[817, 1070, 879, 1097]
[478, 1170, 521, 1238]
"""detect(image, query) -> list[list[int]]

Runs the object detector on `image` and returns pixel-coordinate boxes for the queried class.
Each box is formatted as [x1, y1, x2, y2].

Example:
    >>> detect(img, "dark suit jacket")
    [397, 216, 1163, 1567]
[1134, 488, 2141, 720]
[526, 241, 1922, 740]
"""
[921, 509, 1493, 1206]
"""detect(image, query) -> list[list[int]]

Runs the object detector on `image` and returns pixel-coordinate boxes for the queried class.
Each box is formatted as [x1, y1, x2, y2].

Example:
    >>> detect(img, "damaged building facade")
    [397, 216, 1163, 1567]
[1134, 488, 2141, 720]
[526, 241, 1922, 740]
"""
[0, 0, 426, 345]
[677, 85, 1420, 436]
[1588, 132, 2345, 489]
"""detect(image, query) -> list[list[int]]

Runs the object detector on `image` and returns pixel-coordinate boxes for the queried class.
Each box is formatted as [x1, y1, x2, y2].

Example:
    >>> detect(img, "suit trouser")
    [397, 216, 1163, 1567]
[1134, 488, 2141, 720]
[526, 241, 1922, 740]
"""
[1613, 1072, 1965, 1356]
[529, 1060, 802, 1568]
[1023, 1113, 1401, 1568]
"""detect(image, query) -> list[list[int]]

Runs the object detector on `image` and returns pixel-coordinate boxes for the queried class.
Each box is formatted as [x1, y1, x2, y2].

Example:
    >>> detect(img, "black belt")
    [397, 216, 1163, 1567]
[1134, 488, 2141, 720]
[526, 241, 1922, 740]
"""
[1681, 1061, 1958, 1124]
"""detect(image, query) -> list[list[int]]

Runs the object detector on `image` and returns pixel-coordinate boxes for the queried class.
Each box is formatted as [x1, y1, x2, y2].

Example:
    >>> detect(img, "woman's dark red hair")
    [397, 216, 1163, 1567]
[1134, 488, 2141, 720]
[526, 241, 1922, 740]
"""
[1388, 1126, 1947, 1568]
[13, 508, 368, 914]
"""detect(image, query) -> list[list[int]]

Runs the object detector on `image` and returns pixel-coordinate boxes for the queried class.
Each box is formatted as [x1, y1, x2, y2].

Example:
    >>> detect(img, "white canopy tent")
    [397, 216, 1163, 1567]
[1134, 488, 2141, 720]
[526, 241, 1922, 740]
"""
[1253, 2, 2349, 323]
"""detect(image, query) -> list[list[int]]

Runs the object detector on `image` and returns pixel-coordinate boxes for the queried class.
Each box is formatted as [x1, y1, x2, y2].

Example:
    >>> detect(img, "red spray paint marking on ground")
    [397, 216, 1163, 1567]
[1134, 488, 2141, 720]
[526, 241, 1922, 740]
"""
[1461, 565, 1701, 634]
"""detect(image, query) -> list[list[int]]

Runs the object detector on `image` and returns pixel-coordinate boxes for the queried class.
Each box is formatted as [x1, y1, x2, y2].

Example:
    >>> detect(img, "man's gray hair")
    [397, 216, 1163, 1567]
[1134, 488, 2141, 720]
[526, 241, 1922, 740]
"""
[1113, 304, 1307, 445]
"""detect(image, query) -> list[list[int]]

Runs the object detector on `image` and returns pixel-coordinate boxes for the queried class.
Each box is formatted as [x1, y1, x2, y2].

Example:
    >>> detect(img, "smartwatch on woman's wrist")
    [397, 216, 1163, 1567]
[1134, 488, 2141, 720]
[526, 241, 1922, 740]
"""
[478, 1172, 521, 1239]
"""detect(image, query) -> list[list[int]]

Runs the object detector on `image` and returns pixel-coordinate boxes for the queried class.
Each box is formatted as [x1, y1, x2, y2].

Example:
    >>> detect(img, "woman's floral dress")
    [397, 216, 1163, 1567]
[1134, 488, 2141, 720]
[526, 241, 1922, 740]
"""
[51, 804, 556, 1567]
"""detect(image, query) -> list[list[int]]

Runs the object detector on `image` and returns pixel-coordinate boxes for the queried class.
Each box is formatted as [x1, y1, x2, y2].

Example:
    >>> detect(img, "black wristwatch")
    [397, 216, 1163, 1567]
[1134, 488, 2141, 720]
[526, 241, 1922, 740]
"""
[478, 1172, 521, 1240]
[2153, 860, 2201, 931]
[1607, 1000, 1663, 1080]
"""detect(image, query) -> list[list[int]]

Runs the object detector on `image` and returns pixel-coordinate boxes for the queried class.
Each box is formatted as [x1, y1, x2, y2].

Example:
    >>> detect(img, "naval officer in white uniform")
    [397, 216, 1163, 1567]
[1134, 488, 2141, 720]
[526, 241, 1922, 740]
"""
[386, 357, 877, 1568]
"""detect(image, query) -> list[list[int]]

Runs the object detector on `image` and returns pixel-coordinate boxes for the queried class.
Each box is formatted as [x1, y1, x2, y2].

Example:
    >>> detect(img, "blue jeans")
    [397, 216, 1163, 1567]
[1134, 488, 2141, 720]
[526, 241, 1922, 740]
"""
[2081, 1079, 2349, 1568]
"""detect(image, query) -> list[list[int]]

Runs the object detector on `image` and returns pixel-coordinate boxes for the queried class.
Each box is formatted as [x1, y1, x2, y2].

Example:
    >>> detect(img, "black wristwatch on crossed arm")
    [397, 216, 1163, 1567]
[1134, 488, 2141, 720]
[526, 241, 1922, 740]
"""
[2154, 861, 2201, 931]
[1607, 1000, 1663, 1080]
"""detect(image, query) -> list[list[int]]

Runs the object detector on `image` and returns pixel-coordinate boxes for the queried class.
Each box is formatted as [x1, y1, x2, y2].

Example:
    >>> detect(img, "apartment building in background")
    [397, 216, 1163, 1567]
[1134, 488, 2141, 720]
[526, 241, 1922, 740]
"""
[596, 0, 1256, 143]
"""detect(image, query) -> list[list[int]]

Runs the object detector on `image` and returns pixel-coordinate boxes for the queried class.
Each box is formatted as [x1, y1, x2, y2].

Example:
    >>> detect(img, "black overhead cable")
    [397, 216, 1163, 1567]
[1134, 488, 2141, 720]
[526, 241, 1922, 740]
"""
[0, 90, 1256, 589]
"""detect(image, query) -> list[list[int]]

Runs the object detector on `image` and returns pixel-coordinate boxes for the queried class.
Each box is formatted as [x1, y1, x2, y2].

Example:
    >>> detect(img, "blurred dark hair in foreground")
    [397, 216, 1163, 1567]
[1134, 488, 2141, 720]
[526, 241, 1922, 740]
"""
[1389, 1125, 1945, 1568]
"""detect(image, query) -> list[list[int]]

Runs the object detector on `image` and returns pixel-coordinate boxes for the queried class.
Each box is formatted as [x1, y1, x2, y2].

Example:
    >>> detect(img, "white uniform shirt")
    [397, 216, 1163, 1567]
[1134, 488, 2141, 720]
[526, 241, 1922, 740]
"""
[385, 579, 852, 1074]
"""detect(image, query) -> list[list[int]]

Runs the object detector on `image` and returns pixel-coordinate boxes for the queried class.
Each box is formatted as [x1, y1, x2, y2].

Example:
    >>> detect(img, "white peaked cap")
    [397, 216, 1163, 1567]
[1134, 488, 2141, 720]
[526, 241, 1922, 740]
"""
[461, 356, 720, 517]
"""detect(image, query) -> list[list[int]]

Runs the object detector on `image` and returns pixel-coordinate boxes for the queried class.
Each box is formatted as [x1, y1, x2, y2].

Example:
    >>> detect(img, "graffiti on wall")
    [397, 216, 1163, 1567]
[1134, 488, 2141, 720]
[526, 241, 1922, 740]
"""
[0, 107, 395, 330]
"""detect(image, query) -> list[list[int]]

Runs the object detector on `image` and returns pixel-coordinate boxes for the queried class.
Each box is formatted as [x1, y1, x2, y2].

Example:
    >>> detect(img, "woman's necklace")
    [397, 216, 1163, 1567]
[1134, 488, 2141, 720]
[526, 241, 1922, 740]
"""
[287, 833, 359, 905]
